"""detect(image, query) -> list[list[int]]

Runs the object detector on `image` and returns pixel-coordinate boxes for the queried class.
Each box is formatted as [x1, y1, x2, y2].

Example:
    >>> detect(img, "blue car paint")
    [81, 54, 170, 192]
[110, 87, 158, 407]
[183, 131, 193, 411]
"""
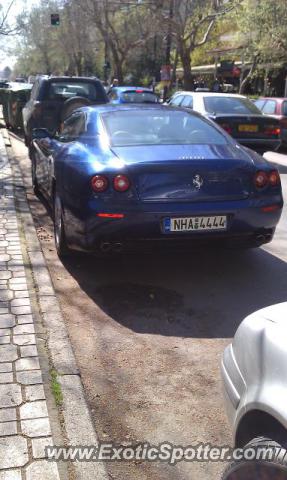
[32, 105, 283, 253]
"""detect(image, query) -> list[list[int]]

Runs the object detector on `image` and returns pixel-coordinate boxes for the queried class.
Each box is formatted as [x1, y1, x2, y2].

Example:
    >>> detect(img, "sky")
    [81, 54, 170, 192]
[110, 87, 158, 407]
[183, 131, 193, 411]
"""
[0, 0, 39, 70]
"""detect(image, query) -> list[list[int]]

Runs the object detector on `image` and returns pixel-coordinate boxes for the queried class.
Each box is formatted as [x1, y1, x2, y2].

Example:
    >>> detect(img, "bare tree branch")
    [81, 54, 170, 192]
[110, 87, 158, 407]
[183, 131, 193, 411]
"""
[0, 0, 16, 35]
[194, 19, 215, 47]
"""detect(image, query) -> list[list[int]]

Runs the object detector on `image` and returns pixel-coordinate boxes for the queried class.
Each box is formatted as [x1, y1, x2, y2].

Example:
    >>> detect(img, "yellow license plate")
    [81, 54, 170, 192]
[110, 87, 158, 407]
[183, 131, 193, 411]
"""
[238, 124, 259, 133]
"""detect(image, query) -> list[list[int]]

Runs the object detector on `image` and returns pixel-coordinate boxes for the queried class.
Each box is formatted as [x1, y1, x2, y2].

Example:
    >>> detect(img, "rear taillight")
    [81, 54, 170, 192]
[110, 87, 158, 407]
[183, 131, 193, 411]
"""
[254, 170, 281, 190]
[269, 170, 281, 186]
[91, 175, 109, 192]
[113, 175, 130, 192]
[254, 171, 269, 189]
[221, 123, 232, 134]
[264, 125, 281, 136]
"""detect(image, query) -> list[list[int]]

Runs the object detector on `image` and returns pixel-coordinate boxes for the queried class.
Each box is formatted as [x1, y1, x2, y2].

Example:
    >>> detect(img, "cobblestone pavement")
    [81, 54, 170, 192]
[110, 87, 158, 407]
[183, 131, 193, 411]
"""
[0, 134, 60, 479]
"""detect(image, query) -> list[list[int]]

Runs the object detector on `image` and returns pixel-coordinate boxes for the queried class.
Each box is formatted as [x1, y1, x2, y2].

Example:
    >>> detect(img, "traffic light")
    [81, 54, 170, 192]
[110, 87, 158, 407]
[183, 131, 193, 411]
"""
[51, 13, 60, 26]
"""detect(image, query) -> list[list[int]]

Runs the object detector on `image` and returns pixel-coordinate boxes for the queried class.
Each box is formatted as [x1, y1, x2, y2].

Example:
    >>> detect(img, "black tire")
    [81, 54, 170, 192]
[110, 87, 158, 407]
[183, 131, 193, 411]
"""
[31, 154, 40, 196]
[60, 96, 92, 122]
[222, 436, 287, 480]
[53, 192, 71, 258]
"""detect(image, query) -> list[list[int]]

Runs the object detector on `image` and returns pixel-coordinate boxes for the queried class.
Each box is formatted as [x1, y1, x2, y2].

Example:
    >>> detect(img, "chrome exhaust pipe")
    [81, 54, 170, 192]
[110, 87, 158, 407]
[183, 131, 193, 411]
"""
[100, 242, 111, 253]
[113, 242, 123, 253]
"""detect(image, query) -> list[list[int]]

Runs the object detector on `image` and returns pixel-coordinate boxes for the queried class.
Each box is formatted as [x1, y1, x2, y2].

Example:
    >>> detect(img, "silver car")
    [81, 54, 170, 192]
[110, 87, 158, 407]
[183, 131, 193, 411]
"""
[221, 302, 287, 479]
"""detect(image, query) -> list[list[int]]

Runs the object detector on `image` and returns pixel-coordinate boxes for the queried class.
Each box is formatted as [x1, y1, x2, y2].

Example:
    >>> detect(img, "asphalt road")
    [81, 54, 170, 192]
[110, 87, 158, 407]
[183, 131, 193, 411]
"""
[8, 136, 287, 480]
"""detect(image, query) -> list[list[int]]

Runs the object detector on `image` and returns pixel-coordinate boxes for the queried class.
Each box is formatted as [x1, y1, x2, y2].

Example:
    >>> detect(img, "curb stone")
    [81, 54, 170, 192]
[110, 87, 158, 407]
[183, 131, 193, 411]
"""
[3, 131, 109, 480]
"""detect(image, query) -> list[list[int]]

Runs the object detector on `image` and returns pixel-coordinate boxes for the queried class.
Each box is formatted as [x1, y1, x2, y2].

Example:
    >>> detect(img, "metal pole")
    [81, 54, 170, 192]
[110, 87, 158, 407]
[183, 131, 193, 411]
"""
[104, 0, 110, 84]
[163, 0, 174, 101]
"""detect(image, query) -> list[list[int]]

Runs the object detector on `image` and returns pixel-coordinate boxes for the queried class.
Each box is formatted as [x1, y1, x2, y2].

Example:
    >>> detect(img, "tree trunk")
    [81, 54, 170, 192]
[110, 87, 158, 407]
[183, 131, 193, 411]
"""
[171, 48, 179, 85]
[41, 48, 51, 75]
[179, 46, 193, 90]
[182, 58, 193, 90]
[75, 55, 83, 76]
[109, 43, 124, 83]
[113, 61, 124, 84]
[263, 67, 270, 96]
[239, 55, 258, 94]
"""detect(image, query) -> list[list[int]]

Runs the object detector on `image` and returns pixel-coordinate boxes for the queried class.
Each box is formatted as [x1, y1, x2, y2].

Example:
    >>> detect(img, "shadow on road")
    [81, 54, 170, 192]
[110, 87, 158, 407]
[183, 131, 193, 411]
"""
[62, 245, 287, 339]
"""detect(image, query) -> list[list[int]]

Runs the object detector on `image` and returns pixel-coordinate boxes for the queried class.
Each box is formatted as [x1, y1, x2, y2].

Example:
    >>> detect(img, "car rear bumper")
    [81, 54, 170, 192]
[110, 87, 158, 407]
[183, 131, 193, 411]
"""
[238, 138, 281, 151]
[63, 197, 283, 252]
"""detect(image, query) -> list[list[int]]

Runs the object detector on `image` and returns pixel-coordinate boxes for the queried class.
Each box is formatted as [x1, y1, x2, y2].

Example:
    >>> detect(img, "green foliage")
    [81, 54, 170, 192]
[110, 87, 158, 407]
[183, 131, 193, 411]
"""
[10, 0, 287, 89]
[237, 0, 287, 62]
[50, 369, 63, 407]
[13, 0, 102, 76]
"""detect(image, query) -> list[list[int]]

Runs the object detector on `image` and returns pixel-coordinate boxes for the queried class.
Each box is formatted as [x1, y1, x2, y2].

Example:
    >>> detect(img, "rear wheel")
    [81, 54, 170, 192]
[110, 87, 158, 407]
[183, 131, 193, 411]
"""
[222, 436, 287, 480]
[53, 192, 71, 258]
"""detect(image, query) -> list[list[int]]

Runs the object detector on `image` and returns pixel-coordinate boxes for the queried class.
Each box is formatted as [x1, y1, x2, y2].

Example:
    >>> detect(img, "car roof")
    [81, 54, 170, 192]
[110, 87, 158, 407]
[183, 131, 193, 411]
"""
[7, 83, 32, 91]
[41, 76, 100, 83]
[84, 104, 167, 113]
[257, 97, 287, 102]
[113, 86, 154, 92]
[173, 91, 249, 99]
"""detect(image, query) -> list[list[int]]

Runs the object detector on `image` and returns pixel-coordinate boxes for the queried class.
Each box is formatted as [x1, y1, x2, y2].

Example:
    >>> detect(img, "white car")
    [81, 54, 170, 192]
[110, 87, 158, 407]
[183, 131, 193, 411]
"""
[167, 92, 282, 152]
[221, 302, 287, 479]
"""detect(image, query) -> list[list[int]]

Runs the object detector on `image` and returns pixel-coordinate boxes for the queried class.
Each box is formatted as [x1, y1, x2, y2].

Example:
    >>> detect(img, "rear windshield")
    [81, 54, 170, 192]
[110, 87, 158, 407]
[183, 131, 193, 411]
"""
[45, 81, 105, 102]
[204, 96, 261, 115]
[120, 90, 158, 103]
[101, 110, 228, 147]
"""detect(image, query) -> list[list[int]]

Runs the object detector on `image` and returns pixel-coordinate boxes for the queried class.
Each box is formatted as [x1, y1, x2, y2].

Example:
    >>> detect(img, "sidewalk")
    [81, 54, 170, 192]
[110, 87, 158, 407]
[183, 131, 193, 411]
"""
[0, 131, 108, 480]
[0, 133, 60, 479]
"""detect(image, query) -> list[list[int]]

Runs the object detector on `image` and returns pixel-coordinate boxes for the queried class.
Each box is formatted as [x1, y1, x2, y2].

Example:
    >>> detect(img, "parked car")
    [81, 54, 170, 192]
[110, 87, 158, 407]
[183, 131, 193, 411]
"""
[167, 92, 282, 152]
[0, 80, 9, 89]
[2, 83, 33, 131]
[22, 76, 108, 147]
[30, 104, 283, 258]
[108, 86, 159, 104]
[254, 97, 287, 145]
[221, 302, 287, 479]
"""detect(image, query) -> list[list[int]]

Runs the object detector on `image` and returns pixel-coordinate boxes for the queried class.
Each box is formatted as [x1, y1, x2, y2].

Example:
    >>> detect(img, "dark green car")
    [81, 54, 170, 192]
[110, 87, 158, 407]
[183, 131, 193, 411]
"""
[1, 83, 32, 131]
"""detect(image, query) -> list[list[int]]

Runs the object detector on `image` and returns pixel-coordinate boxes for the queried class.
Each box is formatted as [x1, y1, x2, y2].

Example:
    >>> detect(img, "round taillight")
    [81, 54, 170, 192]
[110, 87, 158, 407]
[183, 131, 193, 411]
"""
[254, 171, 269, 189]
[113, 175, 130, 192]
[221, 123, 232, 134]
[269, 170, 280, 187]
[91, 175, 109, 192]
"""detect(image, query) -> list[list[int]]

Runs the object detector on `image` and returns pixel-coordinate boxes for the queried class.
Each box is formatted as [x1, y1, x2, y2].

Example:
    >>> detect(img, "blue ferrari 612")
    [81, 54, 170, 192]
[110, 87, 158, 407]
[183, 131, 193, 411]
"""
[30, 104, 283, 257]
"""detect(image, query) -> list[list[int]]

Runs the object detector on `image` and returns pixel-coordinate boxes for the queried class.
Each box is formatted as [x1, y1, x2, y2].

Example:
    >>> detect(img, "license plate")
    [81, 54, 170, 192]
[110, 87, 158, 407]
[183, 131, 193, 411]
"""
[238, 124, 258, 133]
[164, 216, 227, 232]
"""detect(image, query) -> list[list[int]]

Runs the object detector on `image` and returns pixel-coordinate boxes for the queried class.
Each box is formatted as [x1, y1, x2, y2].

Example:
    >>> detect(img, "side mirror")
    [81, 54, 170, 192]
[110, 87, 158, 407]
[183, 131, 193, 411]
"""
[32, 128, 52, 140]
